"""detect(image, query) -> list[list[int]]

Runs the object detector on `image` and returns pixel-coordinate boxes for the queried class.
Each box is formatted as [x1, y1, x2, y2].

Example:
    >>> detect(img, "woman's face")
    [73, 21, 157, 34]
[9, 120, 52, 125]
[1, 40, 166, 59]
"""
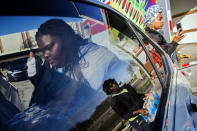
[151, 13, 164, 30]
[37, 34, 63, 67]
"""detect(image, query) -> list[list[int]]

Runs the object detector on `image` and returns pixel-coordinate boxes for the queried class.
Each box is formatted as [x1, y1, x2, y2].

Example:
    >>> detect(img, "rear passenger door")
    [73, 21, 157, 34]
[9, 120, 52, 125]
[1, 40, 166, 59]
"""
[66, 3, 167, 130]
[2, 2, 169, 131]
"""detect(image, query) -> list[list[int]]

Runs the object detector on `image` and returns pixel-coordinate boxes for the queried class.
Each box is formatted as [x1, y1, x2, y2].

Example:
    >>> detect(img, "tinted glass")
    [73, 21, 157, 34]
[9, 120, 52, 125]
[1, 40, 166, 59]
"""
[0, 77, 24, 111]
[0, 5, 164, 131]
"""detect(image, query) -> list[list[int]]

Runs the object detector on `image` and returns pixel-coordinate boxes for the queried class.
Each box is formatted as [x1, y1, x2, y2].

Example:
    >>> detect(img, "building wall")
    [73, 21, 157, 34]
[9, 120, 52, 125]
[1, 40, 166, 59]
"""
[171, 0, 197, 44]
[0, 29, 38, 56]
[173, 12, 197, 44]
[0, 33, 24, 55]
[0, 22, 81, 56]
[0, 21, 105, 56]
[170, 0, 196, 16]
[28, 29, 38, 48]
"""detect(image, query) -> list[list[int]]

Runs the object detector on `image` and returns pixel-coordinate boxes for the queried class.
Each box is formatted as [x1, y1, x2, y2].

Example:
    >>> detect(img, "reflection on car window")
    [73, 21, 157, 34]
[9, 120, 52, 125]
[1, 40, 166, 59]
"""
[0, 8, 164, 131]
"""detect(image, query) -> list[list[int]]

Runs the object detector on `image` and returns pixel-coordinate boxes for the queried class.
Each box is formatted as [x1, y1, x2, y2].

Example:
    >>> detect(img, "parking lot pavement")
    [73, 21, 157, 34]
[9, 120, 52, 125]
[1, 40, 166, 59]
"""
[176, 43, 197, 94]
[11, 80, 34, 108]
[176, 43, 197, 65]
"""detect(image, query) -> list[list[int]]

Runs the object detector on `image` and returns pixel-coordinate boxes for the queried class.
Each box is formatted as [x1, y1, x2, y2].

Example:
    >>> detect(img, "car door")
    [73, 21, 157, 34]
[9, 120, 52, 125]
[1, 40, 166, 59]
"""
[0, 76, 23, 130]
[0, 0, 174, 131]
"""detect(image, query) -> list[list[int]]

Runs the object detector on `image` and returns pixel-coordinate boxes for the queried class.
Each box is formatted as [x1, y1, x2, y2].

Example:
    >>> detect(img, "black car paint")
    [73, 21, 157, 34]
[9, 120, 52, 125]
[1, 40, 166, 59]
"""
[7, 57, 28, 82]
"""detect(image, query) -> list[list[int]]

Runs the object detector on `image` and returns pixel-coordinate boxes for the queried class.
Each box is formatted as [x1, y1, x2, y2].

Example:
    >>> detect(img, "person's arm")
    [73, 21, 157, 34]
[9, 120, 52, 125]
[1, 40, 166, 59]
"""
[133, 108, 149, 116]
[122, 108, 149, 119]
[173, 29, 185, 43]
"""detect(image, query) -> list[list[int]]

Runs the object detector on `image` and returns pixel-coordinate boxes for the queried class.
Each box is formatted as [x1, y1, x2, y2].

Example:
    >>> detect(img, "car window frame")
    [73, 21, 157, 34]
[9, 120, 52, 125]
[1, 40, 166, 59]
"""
[74, 0, 167, 88]
[72, 1, 174, 130]
[0, 0, 174, 130]
[131, 23, 173, 87]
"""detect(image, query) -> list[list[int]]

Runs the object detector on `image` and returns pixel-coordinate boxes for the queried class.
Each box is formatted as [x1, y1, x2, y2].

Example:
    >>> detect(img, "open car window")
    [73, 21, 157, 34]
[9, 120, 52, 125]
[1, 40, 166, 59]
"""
[0, 3, 166, 131]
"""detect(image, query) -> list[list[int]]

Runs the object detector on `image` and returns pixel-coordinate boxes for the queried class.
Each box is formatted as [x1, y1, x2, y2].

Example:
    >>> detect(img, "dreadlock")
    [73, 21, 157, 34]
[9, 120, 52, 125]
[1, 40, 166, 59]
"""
[35, 19, 89, 78]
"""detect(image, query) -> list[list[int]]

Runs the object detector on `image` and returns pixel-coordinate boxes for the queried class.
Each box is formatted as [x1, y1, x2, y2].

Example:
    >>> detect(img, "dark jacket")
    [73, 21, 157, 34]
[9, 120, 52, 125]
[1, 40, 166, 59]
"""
[27, 55, 43, 86]
[29, 60, 96, 106]
[145, 27, 179, 56]
[111, 84, 145, 120]
[0, 91, 20, 131]
[35, 55, 43, 78]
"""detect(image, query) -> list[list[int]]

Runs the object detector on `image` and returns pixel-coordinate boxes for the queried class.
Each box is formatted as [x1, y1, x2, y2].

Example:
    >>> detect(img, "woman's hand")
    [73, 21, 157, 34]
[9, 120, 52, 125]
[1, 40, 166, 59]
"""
[144, 92, 151, 98]
[138, 108, 149, 116]
[173, 29, 185, 43]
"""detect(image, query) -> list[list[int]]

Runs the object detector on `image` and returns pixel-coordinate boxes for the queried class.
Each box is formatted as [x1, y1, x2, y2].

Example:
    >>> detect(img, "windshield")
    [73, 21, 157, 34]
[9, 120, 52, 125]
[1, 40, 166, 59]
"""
[0, 4, 165, 131]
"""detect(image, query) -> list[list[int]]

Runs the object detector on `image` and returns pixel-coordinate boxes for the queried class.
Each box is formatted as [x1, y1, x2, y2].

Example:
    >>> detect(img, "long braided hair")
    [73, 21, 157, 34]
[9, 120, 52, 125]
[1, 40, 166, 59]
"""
[35, 19, 89, 79]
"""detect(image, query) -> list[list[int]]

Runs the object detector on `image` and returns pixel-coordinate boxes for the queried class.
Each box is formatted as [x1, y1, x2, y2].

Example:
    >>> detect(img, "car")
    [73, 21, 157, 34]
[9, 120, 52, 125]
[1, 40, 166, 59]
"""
[0, 0, 197, 131]
[0, 72, 24, 130]
[179, 54, 191, 59]
[0, 72, 24, 111]
[7, 57, 28, 82]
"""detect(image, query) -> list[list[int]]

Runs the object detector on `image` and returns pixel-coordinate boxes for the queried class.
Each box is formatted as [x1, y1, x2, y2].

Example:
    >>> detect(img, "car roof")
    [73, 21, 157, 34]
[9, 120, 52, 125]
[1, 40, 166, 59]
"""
[0, 0, 107, 20]
[0, 0, 78, 17]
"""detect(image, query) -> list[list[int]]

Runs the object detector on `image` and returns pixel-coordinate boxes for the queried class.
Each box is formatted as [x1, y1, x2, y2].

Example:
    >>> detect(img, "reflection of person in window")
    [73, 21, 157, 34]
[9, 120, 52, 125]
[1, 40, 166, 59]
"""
[103, 78, 151, 131]
[143, 4, 185, 62]
[29, 19, 97, 107]
[26, 50, 43, 86]
[8, 19, 103, 131]
[12, 18, 102, 131]
[8, 19, 127, 131]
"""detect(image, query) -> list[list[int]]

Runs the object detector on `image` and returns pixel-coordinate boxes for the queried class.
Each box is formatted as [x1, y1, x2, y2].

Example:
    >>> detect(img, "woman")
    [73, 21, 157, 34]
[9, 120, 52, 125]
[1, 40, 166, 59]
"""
[26, 50, 43, 85]
[143, 4, 185, 61]
[8, 19, 117, 131]
[30, 19, 96, 106]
